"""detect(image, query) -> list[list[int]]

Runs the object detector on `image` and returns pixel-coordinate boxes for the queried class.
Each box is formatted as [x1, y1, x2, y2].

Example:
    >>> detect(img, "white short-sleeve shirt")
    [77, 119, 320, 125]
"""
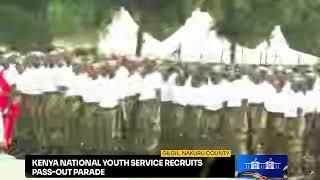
[98, 78, 120, 108]
[17, 67, 43, 95]
[161, 73, 177, 102]
[172, 76, 192, 106]
[127, 72, 144, 97]
[144, 71, 163, 89]
[205, 78, 223, 110]
[3, 64, 19, 85]
[139, 71, 163, 101]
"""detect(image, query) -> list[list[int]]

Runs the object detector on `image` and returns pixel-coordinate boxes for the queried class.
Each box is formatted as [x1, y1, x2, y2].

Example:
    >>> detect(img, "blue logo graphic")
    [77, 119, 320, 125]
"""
[237, 155, 288, 179]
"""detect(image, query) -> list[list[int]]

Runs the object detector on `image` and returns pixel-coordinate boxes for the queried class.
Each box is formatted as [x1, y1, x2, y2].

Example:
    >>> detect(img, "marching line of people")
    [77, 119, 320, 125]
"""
[0, 51, 320, 176]
[4, 51, 320, 117]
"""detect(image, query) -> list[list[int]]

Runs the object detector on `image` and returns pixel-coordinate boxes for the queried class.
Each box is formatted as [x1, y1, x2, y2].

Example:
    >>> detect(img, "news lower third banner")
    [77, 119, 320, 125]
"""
[25, 150, 235, 178]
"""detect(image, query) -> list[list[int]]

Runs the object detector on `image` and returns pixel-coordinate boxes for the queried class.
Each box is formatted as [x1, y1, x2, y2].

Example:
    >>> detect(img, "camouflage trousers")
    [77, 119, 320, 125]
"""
[132, 99, 161, 154]
[303, 114, 320, 178]
[95, 106, 121, 152]
[262, 112, 306, 176]
[286, 116, 306, 176]
[63, 96, 82, 153]
[13, 92, 318, 164]
[14, 93, 38, 150]
[79, 104, 121, 153]
[79, 102, 99, 152]
[265, 112, 287, 154]
[181, 105, 203, 149]
[43, 92, 69, 152]
[122, 95, 140, 140]
[14, 93, 47, 149]
[222, 106, 249, 155]
[200, 108, 225, 149]
[160, 102, 185, 149]
[247, 103, 268, 154]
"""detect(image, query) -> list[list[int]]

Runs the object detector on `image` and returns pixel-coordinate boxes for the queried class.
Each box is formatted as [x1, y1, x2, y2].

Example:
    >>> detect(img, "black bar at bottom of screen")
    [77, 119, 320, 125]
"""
[25, 155, 235, 178]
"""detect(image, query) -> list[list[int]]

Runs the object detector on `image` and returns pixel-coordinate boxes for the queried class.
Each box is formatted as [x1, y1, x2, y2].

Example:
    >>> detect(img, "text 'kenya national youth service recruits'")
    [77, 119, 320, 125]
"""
[26, 150, 233, 178]
[32, 158, 203, 168]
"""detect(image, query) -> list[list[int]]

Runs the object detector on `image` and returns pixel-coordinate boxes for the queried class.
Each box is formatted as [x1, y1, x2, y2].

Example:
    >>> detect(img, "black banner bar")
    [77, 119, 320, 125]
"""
[25, 155, 235, 178]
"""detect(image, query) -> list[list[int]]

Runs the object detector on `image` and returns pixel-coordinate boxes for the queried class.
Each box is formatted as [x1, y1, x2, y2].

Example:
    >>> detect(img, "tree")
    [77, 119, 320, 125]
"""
[48, 0, 117, 50]
[199, 0, 286, 63]
[48, 0, 97, 37]
[0, 0, 52, 51]
[281, 0, 320, 57]
[0, 5, 51, 52]
[120, 0, 193, 56]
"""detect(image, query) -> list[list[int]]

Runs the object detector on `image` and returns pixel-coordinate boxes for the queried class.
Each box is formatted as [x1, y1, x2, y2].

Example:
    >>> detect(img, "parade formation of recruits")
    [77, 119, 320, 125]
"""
[0, 50, 320, 176]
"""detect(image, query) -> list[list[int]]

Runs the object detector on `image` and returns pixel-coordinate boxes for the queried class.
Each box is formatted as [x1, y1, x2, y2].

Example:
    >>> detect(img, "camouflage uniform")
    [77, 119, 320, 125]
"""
[124, 95, 140, 151]
[31, 95, 42, 145]
[79, 102, 99, 153]
[265, 112, 288, 155]
[222, 102, 249, 155]
[181, 105, 203, 149]
[286, 114, 306, 176]
[36, 93, 50, 151]
[121, 95, 139, 142]
[133, 98, 161, 154]
[14, 93, 38, 151]
[94, 105, 121, 153]
[304, 113, 317, 137]
[247, 103, 268, 154]
[199, 108, 225, 149]
[44, 92, 67, 153]
[160, 101, 176, 144]
[161, 103, 185, 149]
[63, 96, 82, 154]
[26, 94, 41, 148]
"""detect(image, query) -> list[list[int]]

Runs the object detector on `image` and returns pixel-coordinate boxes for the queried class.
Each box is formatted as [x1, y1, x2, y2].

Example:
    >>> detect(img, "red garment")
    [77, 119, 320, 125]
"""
[4, 100, 20, 146]
[0, 69, 19, 148]
[0, 69, 11, 111]
[0, 95, 10, 111]
[0, 70, 12, 94]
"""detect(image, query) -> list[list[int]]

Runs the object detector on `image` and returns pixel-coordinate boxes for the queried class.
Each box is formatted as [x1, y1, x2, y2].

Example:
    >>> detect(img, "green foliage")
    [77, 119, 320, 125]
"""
[48, 0, 97, 37]
[48, 0, 116, 37]
[200, 0, 320, 59]
[95, 0, 115, 29]
[281, 0, 320, 57]
[118, 0, 193, 56]
[0, 5, 51, 51]
[0, 0, 47, 18]
[123, 0, 193, 41]
[200, 0, 284, 48]
[48, 0, 116, 49]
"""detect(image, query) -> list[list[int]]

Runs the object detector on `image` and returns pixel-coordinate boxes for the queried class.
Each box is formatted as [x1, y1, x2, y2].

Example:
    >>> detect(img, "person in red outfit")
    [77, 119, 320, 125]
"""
[3, 96, 21, 151]
[0, 68, 21, 152]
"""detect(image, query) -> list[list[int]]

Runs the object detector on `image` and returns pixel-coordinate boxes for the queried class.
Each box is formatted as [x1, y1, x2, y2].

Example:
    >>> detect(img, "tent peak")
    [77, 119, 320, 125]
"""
[270, 25, 289, 48]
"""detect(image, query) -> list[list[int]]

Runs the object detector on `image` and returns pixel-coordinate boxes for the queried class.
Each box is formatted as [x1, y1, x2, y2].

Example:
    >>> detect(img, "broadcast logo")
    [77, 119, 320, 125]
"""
[237, 155, 288, 179]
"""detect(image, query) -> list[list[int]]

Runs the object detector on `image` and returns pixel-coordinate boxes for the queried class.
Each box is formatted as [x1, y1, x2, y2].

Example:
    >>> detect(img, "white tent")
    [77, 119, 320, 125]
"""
[255, 26, 318, 65]
[98, 7, 160, 58]
[178, 10, 212, 62]
[98, 8, 137, 56]
[159, 9, 232, 63]
[202, 29, 232, 63]
[98, 8, 318, 65]
[141, 34, 162, 59]
[234, 45, 261, 65]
